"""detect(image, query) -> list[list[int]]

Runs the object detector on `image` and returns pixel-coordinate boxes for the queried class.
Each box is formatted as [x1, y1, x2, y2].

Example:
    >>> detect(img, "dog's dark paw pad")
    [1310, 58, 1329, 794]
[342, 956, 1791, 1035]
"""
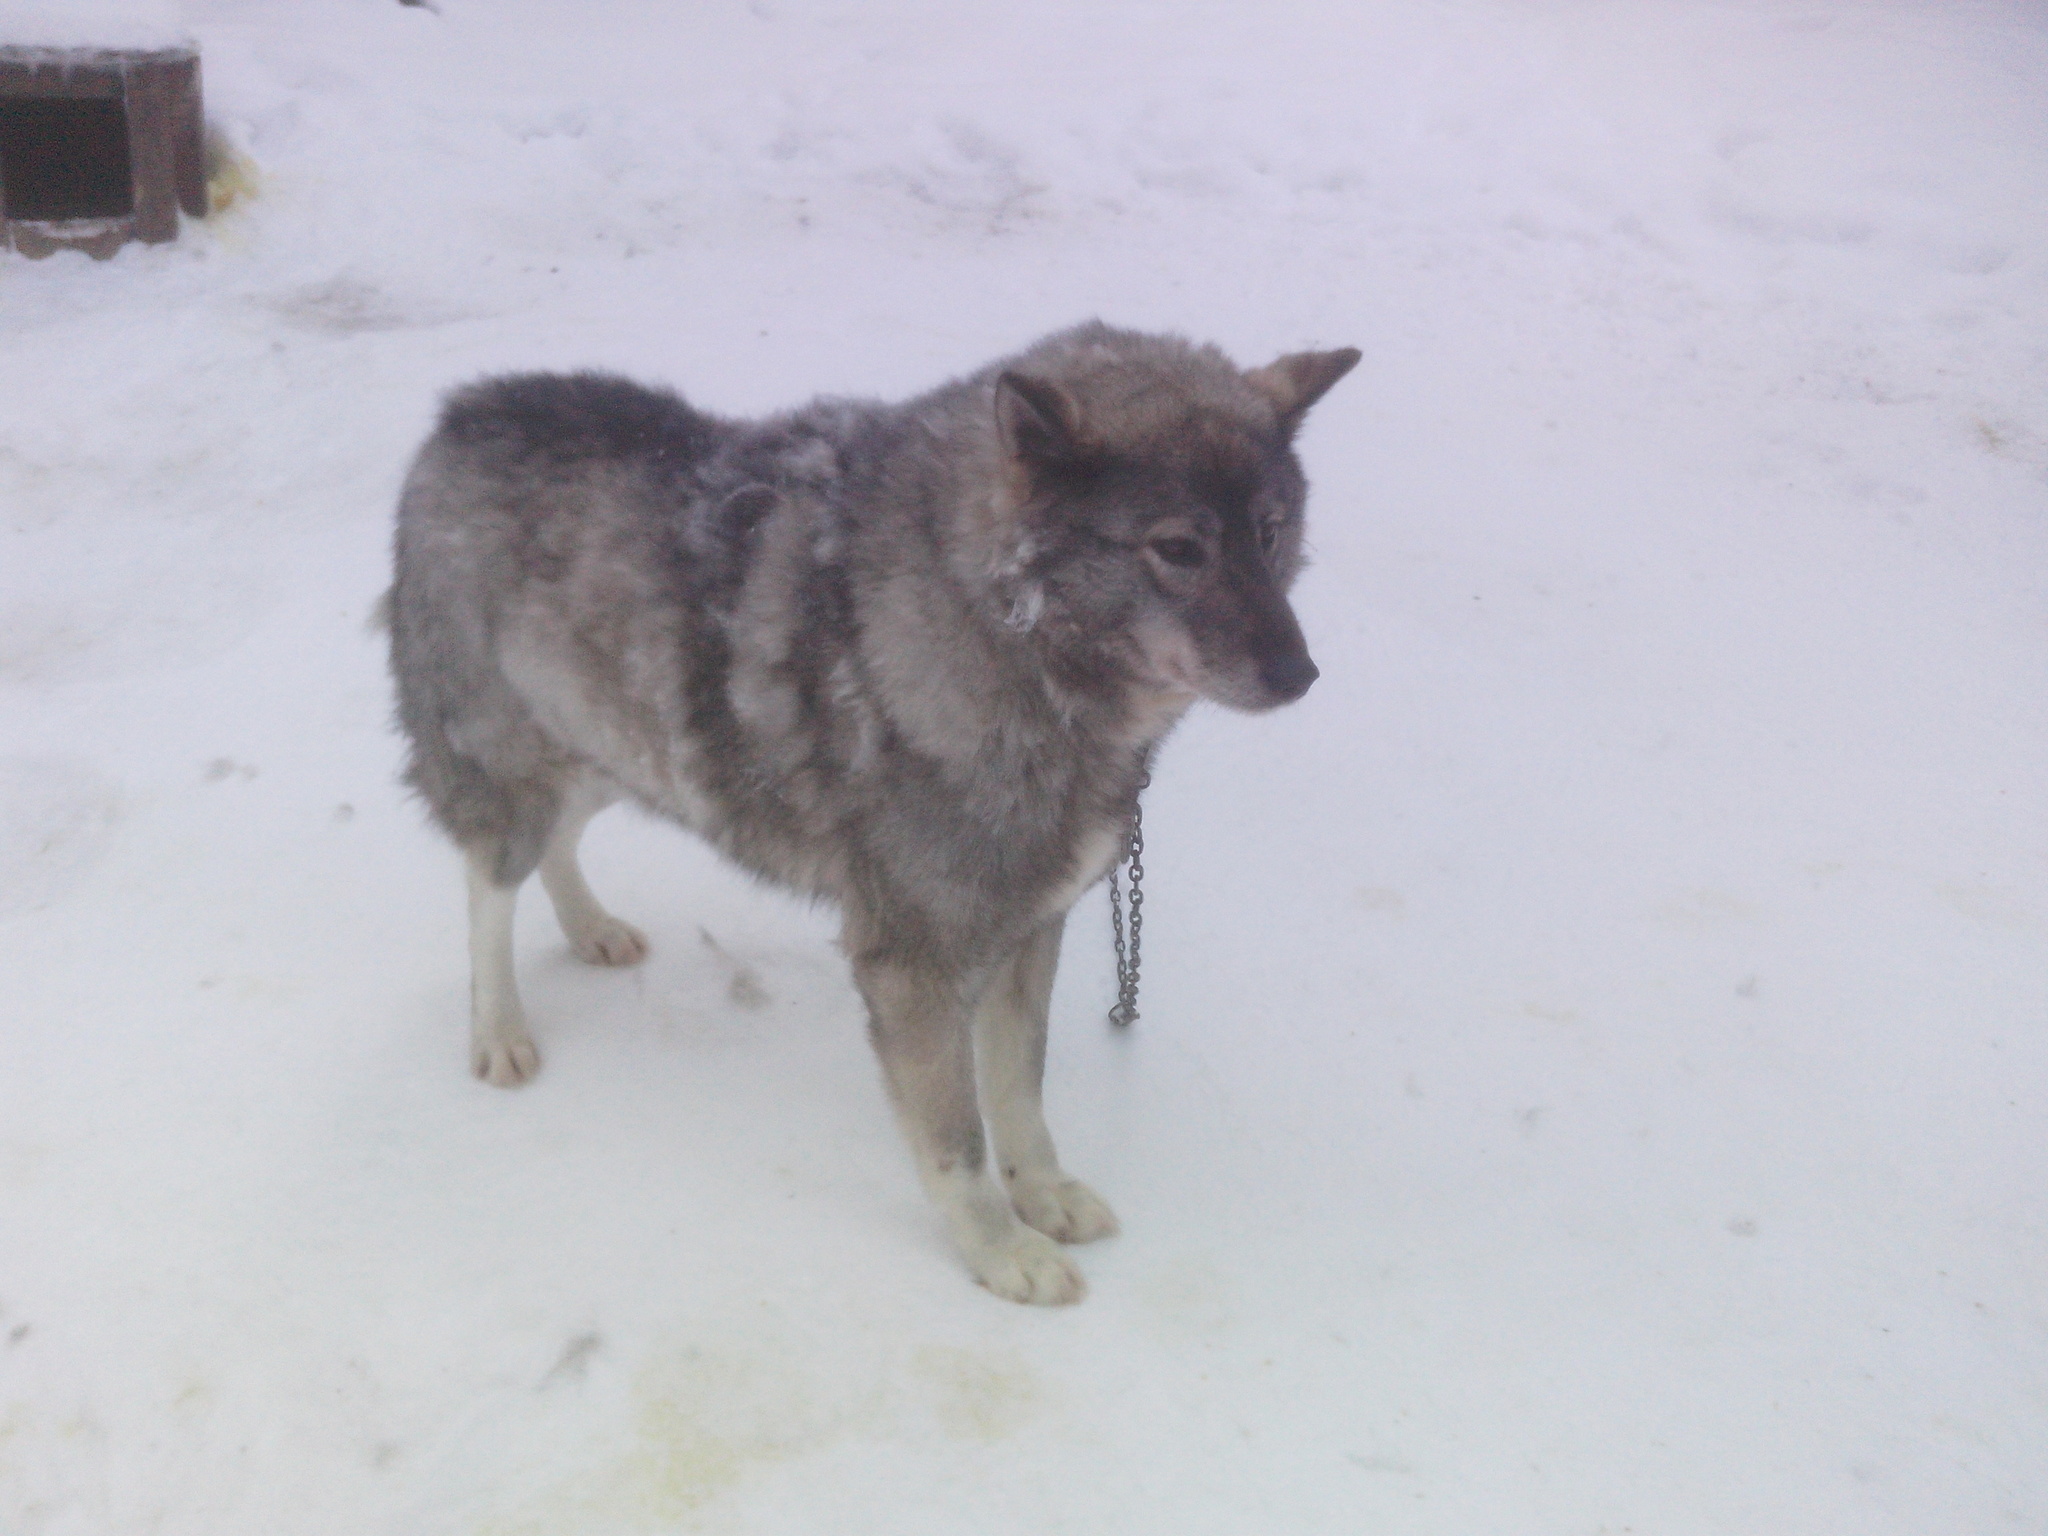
[473, 1034, 540, 1087]
[969, 1227, 1087, 1305]
[1012, 1177, 1119, 1245]
[568, 916, 648, 967]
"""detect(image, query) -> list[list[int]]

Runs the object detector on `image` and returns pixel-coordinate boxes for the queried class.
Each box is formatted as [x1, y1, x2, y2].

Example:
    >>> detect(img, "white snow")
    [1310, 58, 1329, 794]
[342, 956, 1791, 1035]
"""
[0, 1, 187, 52]
[3, 1, 2044, 1532]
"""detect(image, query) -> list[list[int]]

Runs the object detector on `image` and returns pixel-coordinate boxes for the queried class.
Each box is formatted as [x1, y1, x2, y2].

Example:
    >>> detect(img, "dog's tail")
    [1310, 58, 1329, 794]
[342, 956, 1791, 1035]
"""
[367, 588, 394, 636]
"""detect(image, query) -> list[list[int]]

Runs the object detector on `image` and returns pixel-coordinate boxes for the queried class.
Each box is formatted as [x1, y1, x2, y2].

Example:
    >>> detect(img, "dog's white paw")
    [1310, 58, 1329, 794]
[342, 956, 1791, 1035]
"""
[566, 915, 648, 967]
[964, 1224, 1087, 1305]
[1011, 1176, 1120, 1245]
[473, 1032, 540, 1087]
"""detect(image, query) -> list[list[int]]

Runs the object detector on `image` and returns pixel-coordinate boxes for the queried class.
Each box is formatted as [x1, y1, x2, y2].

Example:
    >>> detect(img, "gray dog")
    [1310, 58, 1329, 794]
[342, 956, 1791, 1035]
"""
[388, 322, 1355, 1302]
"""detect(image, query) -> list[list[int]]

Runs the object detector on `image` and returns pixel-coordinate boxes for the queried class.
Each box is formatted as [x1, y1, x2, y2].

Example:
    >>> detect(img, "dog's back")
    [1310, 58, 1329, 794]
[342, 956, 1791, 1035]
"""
[391, 372, 726, 881]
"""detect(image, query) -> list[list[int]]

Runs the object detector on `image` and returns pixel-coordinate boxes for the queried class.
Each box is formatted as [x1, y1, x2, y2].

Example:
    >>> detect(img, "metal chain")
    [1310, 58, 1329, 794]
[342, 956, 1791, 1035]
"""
[1107, 767, 1150, 1027]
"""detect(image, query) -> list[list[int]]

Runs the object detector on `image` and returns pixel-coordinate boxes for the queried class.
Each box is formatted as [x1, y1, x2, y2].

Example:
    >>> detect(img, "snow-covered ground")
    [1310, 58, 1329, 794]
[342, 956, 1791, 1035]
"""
[3, 1, 2044, 1531]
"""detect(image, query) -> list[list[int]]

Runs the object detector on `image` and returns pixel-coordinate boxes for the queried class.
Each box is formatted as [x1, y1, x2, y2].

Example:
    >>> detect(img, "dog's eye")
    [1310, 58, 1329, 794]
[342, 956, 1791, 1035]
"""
[1257, 520, 1283, 559]
[1149, 537, 1205, 569]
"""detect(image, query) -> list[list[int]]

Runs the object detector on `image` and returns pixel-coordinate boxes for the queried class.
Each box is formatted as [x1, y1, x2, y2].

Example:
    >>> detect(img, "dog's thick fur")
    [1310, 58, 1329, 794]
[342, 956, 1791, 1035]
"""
[388, 322, 1356, 1303]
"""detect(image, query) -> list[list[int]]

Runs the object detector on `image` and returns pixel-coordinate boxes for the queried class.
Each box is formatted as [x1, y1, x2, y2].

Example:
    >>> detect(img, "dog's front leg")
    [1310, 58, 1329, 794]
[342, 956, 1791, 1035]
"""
[852, 952, 1086, 1304]
[975, 917, 1119, 1244]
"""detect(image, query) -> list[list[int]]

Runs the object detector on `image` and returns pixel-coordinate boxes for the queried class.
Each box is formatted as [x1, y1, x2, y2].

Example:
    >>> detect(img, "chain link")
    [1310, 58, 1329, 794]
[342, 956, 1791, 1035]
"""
[1107, 766, 1150, 1027]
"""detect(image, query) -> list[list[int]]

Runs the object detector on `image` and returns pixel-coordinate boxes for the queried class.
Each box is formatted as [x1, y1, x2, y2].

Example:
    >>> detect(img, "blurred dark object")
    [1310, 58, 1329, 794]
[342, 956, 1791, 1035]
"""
[0, 44, 203, 259]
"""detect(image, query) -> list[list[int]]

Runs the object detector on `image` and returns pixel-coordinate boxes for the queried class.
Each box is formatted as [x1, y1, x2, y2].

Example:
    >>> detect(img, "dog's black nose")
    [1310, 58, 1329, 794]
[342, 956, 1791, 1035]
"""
[1262, 651, 1319, 702]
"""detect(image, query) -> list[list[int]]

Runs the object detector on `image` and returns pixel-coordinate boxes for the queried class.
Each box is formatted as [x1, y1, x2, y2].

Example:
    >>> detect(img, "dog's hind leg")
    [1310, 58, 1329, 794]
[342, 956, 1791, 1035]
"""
[852, 947, 1086, 1305]
[974, 916, 1119, 1244]
[467, 850, 540, 1087]
[538, 776, 649, 967]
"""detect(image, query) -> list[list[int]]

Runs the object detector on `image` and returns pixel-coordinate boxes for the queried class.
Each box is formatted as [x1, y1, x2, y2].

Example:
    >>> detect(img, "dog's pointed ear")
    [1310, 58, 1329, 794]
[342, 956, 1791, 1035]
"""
[994, 371, 1083, 467]
[1245, 347, 1361, 435]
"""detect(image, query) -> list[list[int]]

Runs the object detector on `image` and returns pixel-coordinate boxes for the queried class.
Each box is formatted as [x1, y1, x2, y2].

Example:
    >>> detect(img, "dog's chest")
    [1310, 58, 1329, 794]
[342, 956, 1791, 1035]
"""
[1037, 818, 1127, 920]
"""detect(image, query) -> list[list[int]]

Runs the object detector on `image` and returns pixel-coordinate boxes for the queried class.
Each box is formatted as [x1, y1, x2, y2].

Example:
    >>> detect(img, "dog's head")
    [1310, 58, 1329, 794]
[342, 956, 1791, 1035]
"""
[984, 325, 1358, 714]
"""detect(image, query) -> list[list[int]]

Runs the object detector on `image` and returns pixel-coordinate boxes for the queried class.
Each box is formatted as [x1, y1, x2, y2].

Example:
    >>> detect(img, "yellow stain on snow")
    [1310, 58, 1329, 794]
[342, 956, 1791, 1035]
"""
[475, 1333, 1042, 1534]
[476, 1349, 817, 1535]
[1939, 883, 2044, 934]
[910, 1345, 1041, 1443]
[0, 1140, 51, 1189]
[1651, 888, 1760, 930]
[205, 136, 262, 219]
[1138, 1255, 1239, 1339]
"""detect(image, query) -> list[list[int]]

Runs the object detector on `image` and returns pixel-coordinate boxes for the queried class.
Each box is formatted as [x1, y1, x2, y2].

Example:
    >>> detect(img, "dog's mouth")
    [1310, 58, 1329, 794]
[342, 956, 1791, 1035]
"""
[1206, 669, 1314, 713]
[1127, 621, 1318, 713]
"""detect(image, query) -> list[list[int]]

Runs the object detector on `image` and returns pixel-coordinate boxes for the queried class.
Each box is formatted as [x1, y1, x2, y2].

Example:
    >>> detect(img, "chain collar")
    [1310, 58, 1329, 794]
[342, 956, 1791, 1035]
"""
[1107, 764, 1150, 1027]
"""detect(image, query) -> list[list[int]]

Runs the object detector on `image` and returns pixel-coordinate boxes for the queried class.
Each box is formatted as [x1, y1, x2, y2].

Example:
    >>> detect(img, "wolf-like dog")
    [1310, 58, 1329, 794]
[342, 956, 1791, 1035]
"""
[388, 322, 1356, 1303]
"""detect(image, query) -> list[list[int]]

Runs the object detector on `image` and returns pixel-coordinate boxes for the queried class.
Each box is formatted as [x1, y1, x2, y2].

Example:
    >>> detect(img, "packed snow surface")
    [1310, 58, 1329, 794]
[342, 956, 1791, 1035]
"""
[3, 2, 2044, 1532]
[0, 1, 186, 52]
